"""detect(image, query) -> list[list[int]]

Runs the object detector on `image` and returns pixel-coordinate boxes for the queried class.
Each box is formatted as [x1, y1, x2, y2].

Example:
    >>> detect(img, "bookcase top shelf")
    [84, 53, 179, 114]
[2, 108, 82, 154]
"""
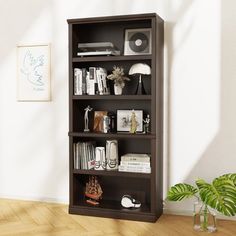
[72, 55, 152, 62]
[67, 13, 162, 24]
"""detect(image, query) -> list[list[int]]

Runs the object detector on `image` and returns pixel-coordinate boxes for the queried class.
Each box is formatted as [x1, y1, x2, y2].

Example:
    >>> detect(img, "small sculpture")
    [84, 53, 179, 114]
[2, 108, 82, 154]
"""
[143, 114, 150, 133]
[85, 176, 103, 205]
[130, 110, 138, 133]
[121, 195, 141, 208]
[84, 105, 93, 132]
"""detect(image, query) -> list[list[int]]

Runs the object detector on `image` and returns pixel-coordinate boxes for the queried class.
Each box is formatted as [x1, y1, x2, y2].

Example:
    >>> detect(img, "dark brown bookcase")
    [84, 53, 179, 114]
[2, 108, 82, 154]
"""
[67, 13, 164, 222]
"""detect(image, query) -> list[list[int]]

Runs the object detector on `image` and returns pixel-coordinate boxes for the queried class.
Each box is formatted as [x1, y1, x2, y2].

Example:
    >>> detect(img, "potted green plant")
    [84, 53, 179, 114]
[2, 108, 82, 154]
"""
[107, 66, 130, 95]
[166, 173, 236, 232]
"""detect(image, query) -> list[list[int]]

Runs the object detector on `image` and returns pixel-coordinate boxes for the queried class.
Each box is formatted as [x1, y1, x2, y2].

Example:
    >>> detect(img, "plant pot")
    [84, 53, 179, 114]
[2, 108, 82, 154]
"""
[114, 84, 123, 95]
[193, 201, 217, 232]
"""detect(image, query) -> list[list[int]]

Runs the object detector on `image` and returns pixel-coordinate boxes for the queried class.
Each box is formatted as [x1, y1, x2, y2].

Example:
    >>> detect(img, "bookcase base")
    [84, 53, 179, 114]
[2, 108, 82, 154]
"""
[69, 205, 162, 222]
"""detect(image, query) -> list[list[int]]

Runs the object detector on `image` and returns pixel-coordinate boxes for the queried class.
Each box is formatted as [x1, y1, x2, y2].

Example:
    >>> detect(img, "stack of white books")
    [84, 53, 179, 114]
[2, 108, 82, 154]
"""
[118, 153, 151, 173]
[74, 67, 109, 95]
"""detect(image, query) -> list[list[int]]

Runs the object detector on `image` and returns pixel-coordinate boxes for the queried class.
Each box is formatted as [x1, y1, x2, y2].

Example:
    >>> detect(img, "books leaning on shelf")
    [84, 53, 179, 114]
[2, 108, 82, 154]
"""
[74, 67, 109, 95]
[118, 153, 151, 173]
[73, 142, 96, 170]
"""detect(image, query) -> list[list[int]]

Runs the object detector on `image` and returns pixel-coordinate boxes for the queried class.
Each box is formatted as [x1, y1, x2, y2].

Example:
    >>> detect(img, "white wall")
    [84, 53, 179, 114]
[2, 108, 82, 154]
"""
[0, 0, 235, 215]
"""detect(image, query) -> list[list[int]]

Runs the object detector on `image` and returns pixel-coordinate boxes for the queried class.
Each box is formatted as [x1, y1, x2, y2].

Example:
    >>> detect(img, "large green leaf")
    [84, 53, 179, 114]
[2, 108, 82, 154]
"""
[167, 183, 198, 201]
[218, 173, 236, 187]
[196, 178, 236, 216]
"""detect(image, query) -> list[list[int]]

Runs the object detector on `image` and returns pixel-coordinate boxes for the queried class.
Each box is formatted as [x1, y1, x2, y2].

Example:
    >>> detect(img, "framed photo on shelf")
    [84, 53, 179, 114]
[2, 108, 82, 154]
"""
[124, 28, 152, 55]
[117, 110, 143, 132]
[17, 44, 51, 101]
[93, 111, 108, 132]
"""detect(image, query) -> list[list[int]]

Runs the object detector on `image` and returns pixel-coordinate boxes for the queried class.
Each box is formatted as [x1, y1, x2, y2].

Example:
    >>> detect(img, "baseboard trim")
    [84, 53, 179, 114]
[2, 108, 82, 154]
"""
[164, 208, 236, 221]
[0, 194, 68, 204]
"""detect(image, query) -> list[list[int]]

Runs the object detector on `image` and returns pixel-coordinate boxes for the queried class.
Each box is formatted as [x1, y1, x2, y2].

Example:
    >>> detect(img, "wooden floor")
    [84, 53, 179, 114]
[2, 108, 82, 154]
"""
[0, 199, 235, 236]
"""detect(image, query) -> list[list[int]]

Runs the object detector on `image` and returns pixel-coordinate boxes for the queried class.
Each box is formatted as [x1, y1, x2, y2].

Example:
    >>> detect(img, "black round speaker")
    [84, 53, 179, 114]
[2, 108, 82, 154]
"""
[129, 32, 149, 53]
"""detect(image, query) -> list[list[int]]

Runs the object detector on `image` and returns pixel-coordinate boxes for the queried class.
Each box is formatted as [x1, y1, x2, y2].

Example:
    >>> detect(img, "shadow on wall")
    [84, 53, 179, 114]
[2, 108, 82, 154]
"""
[184, 0, 236, 190]
[0, 0, 49, 63]
[0, 0, 50, 193]
[164, 0, 194, 196]
[0, 0, 68, 204]
[165, 0, 236, 214]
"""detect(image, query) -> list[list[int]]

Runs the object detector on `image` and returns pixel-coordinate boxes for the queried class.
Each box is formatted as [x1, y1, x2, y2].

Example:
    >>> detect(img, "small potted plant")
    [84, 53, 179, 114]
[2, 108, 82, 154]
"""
[107, 66, 130, 95]
[166, 173, 236, 232]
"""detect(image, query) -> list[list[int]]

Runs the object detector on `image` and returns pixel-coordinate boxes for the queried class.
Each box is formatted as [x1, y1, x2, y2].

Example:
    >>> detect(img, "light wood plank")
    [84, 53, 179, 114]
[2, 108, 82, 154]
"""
[0, 199, 235, 236]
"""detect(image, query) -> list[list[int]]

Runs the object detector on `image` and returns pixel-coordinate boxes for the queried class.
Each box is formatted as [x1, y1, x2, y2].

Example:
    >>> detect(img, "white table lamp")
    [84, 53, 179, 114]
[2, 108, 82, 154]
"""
[128, 63, 151, 95]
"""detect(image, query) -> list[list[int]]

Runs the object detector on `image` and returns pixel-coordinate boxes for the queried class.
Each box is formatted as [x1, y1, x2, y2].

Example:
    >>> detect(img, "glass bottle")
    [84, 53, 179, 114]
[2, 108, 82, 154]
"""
[193, 201, 217, 232]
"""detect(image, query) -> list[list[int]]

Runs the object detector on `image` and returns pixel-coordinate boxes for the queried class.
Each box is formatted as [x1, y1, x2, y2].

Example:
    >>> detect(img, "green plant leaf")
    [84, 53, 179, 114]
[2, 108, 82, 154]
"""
[219, 173, 236, 187]
[196, 178, 236, 216]
[167, 183, 198, 201]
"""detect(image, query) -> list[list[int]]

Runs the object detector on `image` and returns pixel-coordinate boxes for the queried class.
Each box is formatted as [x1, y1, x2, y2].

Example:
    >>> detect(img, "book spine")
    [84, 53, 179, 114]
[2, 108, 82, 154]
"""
[88, 67, 96, 95]
[74, 68, 82, 95]
[81, 68, 87, 95]
[96, 68, 103, 95]
[74, 68, 79, 95]
[121, 156, 150, 162]
[120, 161, 150, 167]
[118, 165, 151, 173]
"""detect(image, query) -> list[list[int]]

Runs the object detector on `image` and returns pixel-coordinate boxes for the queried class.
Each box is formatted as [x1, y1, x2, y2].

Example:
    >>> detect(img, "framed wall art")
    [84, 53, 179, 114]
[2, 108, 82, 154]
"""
[17, 44, 51, 101]
[117, 109, 143, 132]
[124, 28, 152, 55]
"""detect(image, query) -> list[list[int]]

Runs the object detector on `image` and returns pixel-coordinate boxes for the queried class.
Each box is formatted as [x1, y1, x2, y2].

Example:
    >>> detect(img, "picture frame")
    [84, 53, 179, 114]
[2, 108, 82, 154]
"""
[17, 44, 51, 101]
[124, 28, 152, 55]
[117, 110, 143, 132]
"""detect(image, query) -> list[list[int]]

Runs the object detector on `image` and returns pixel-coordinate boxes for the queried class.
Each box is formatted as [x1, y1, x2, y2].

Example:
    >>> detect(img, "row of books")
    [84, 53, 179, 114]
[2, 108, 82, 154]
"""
[118, 153, 151, 173]
[73, 142, 151, 173]
[74, 67, 110, 95]
[73, 142, 96, 170]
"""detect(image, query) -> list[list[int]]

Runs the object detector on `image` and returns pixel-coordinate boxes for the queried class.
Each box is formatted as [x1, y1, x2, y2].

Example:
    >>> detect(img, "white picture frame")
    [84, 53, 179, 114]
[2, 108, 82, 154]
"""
[17, 44, 51, 101]
[124, 28, 152, 55]
[117, 110, 143, 132]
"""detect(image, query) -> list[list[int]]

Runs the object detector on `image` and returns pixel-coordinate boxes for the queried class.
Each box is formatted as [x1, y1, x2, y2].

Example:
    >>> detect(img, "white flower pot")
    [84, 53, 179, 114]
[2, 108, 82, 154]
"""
[114, 84, 123, 95]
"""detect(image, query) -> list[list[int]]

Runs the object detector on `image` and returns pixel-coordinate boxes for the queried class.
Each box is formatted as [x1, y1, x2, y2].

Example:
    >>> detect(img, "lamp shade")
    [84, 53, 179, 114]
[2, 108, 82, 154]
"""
[128, 63, 151, 75]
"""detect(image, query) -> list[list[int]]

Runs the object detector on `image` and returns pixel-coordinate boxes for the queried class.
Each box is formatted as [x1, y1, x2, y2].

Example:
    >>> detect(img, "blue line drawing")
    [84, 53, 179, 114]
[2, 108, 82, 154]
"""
[20, 50, 45, 86]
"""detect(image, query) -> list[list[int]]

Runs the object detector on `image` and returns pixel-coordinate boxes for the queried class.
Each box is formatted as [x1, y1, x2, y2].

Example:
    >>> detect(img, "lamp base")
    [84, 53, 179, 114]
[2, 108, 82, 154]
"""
[135, 75, 146, 95]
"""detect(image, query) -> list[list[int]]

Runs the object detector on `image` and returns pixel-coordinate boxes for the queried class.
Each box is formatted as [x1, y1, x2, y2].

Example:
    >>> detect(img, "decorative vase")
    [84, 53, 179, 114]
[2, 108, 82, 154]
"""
[114, 84, 123, 95]
[193, 201, 217, 233]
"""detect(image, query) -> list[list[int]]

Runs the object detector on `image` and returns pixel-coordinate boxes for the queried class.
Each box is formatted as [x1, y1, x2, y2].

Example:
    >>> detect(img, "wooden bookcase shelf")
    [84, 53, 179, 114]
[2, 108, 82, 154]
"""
[68, 13, 164, 222]
[72, 55, 152, 62]
[68, 132, 156, 139]
[73, 169, 151, 179]
[72, 95, 152, 100]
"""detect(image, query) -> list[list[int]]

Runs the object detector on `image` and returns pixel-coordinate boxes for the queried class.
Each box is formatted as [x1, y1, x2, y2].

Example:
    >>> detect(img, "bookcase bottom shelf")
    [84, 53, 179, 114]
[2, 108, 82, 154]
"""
[69, 200, 159, 222]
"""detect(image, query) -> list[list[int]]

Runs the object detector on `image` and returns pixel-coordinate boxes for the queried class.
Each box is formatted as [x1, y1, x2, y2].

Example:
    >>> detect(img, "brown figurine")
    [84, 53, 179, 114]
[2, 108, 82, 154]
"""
[85, 176, 103, 205]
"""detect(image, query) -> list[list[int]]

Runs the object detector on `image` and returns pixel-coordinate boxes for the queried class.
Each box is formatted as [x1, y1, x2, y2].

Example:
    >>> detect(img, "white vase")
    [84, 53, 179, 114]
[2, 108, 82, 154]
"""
[114, 84, 123, 95]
